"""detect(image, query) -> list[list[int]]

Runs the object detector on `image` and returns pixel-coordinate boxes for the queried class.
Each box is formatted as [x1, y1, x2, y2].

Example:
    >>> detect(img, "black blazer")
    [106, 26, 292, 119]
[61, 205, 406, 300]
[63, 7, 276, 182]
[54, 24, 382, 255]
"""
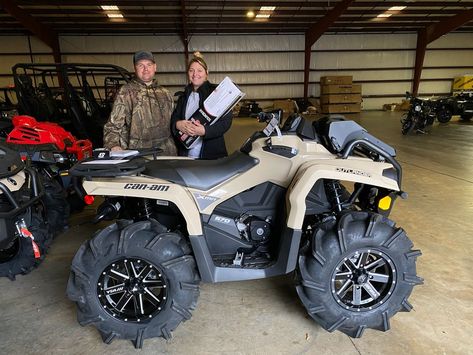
[171, 81, 233, 159]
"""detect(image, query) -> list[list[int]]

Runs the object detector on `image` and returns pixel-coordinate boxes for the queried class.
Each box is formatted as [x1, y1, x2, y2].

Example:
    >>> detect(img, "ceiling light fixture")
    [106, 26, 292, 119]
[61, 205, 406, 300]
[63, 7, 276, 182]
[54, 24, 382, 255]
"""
[260, 6, 276, 11]
[107, 13, 124, 18]
[388, 6, 407, 11]
[377, 13, 392, 18]
[246, 10, 255, 18]
[256, 14, 271, 18]
[101, 5, 119, 11]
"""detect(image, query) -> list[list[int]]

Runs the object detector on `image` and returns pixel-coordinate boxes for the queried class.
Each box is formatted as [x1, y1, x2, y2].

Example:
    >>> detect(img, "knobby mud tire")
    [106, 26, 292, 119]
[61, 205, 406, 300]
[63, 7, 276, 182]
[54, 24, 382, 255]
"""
[0, 208, 51, 280]
[42, 177, 70, 234]
[66, 219, 200, 349]
[296, 211, 422, 338]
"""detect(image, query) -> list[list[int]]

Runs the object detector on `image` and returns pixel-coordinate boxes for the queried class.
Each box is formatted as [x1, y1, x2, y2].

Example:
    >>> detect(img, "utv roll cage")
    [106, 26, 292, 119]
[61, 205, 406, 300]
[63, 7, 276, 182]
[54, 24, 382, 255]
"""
[12, 63, 132, 147]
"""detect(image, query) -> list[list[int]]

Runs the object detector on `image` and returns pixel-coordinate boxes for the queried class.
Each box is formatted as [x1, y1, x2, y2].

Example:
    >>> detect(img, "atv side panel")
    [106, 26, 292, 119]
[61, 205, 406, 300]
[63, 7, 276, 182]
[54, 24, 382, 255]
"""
[189, 226, 302, 283]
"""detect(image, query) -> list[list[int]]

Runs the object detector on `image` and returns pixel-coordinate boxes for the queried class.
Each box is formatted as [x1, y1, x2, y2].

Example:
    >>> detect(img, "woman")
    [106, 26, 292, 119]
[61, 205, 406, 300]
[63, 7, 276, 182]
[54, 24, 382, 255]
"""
[171, 53, 232, 159]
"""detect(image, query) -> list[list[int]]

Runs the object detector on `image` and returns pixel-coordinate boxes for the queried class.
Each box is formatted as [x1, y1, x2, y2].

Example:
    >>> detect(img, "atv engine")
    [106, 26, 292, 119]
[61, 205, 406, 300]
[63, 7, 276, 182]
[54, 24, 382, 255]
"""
[236, 214, 271, 244]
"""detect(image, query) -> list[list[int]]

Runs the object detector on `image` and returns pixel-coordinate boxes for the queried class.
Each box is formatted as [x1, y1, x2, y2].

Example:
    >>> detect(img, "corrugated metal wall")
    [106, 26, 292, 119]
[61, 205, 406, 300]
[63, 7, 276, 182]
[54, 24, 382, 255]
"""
[1, 33, 472, 109]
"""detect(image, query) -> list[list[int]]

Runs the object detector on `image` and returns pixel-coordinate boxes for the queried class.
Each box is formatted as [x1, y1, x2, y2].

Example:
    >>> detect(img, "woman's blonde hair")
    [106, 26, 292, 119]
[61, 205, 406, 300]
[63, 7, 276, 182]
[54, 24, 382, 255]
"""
[187, 51, 208, 73]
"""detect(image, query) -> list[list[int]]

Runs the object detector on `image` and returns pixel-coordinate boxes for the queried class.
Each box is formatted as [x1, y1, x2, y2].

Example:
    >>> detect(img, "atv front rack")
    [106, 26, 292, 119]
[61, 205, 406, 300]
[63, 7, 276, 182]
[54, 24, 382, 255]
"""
[341, 139, 402, 184]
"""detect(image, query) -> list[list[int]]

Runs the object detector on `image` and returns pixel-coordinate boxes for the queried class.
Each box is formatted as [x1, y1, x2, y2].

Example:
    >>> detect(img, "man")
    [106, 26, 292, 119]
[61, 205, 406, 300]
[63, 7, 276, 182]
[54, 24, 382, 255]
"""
[103, 51, 177, 155]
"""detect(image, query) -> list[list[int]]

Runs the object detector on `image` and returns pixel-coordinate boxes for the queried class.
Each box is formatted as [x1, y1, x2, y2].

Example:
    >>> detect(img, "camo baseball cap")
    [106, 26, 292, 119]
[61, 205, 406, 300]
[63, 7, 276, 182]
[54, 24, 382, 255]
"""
[133, 50, 155, 65]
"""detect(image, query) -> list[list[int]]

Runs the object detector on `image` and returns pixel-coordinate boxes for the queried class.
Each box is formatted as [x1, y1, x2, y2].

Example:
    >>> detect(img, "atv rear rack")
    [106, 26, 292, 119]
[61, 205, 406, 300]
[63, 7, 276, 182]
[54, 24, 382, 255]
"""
[69, 157, 147, 178]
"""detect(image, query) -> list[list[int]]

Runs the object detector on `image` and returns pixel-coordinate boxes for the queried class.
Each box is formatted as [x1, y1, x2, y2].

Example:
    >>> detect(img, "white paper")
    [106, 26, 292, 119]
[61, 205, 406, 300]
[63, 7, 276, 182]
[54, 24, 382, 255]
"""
[203, 76, 245, 118]
[110, 150, 139, 158]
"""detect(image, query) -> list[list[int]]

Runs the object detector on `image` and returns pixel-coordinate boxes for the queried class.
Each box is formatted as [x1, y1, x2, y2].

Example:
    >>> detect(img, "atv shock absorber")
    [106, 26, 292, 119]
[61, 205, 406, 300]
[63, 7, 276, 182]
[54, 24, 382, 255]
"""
[137, 198, 154, 220]
[325, 180, 344, 213]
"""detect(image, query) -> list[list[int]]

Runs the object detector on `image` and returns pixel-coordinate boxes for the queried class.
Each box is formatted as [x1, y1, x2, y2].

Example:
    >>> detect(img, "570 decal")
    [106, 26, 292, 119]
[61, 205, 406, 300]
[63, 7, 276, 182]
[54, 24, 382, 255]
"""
[123, 183, 169, 191]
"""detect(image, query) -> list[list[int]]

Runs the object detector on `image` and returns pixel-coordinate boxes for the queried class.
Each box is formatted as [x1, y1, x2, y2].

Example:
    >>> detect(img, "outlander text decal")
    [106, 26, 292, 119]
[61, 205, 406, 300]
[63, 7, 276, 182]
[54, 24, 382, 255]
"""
[336, 167, 372, 177]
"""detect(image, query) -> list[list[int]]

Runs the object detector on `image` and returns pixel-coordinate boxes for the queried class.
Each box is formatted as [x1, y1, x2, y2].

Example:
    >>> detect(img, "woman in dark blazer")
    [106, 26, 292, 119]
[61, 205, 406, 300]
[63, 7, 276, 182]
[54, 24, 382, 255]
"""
[171, 53, 232, 159]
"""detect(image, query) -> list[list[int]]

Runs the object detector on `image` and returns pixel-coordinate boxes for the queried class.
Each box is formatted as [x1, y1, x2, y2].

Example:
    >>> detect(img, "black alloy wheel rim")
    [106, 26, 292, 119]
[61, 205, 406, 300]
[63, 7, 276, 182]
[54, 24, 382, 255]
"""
[97, 257, 168, 322]
[331, 249, 396, 311]
[0, 237, 20, 263]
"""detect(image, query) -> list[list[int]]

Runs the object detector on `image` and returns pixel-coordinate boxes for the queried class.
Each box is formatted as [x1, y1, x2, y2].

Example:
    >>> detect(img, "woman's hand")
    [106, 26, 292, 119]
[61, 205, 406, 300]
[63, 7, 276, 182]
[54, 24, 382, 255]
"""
[176, 119, 205, 137]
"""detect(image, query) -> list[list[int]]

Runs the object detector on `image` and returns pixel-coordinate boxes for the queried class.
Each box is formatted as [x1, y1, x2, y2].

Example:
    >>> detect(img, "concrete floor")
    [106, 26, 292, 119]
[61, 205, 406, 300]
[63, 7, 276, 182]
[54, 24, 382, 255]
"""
[1, 111, 472, 354]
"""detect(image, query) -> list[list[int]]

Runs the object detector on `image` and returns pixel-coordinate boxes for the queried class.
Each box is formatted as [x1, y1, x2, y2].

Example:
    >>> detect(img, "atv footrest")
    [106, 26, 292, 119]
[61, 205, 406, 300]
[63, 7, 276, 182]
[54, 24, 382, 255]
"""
[214, 254, 274, 269]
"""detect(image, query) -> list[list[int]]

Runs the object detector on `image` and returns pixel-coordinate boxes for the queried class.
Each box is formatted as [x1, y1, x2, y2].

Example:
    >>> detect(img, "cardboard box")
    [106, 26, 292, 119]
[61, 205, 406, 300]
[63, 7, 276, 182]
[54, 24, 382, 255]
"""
[320, 93, 362, 104]
[321, 103, 361, 114]
[320, 76, 353, 86]
[273, 99, 297, 119]
[321, 84, 362, 95]
[453, 75, 473, 90]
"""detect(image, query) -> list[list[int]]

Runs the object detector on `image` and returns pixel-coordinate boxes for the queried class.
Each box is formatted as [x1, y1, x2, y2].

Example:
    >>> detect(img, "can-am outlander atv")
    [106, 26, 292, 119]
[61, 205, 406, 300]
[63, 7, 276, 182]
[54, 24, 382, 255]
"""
[0, 143, 53, 280]
[67, 112, 422, 348]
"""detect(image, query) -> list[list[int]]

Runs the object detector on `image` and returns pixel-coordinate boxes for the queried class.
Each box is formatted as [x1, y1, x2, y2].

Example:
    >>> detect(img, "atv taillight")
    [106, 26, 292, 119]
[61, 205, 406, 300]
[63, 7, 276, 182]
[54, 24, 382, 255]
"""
[84, 195, 95, 205]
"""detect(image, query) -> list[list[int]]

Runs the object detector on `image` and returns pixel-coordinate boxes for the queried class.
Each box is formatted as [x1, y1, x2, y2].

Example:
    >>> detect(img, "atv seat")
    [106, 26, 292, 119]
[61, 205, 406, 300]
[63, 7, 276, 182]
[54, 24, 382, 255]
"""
[144, 151, 259, 191]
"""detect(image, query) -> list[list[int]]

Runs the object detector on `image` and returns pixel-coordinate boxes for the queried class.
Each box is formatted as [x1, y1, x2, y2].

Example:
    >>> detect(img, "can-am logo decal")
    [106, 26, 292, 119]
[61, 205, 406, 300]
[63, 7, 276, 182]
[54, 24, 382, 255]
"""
[336, 167, 371, 177]
[124, 183, 169, 191]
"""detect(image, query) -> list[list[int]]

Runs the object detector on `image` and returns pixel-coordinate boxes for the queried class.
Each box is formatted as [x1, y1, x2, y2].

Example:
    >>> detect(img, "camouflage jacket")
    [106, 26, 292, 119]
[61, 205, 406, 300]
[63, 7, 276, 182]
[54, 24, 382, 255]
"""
[103, 78, 177, 155]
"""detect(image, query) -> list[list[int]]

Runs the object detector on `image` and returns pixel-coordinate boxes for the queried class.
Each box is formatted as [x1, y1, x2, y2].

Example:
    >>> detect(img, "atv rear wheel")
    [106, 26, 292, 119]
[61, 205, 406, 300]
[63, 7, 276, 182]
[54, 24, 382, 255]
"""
[67, 219, 200, 348]
[0, 208, 51, 280]
[296, 211, 422, 338]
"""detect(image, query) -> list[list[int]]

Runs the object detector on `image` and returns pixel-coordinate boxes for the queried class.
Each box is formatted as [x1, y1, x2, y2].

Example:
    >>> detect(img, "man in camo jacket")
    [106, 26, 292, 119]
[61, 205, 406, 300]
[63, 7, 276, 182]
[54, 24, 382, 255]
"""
[103, 51, 177, 155]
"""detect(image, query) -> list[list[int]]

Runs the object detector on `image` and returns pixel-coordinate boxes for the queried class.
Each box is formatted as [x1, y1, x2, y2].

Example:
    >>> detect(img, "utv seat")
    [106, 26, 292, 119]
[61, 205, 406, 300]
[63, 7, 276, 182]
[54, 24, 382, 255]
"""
[144, 151, 259, 191]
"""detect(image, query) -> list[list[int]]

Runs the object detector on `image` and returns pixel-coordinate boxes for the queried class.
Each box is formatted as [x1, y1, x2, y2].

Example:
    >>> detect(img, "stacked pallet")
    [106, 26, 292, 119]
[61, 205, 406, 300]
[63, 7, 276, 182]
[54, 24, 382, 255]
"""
[320, 76, 362, 114]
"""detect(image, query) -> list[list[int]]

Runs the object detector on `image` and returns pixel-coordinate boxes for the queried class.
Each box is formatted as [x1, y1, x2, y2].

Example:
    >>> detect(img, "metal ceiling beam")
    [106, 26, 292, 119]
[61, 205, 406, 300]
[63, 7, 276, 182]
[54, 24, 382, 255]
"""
[180, 0, 190, 67]
[14, 0, 473, 7]
[304, 0, 355, 100]
[412, 9, 473, 95]
[0, 0, 61, 63]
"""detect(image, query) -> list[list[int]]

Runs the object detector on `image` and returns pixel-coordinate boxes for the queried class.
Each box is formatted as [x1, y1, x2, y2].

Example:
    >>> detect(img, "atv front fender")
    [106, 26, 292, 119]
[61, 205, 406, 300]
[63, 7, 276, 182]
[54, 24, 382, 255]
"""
[286, 159, 400, 229]
[83, 177, 203, 235]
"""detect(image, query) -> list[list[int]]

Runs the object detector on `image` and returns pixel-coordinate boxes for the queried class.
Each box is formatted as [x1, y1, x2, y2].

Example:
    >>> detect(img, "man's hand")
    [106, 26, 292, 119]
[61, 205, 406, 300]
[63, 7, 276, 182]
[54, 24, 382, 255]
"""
[111, 146, 123, 152]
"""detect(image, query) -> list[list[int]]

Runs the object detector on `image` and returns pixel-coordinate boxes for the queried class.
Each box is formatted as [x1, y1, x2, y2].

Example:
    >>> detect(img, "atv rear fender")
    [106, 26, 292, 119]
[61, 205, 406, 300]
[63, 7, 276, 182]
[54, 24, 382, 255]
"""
[287, 159, 400, 229]
[82, 178, 203, 235]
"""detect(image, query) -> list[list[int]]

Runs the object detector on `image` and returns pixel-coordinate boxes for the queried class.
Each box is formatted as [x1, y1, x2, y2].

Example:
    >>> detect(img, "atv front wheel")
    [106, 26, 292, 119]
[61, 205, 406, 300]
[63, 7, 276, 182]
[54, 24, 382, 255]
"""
[296, 212, 422, 338]
[0, 208, 51, 280]
[67, 219, 200, 348]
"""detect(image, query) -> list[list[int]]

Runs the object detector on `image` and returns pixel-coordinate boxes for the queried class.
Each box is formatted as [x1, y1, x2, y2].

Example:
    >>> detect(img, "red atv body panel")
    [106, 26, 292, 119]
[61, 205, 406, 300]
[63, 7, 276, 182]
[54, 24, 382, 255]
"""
[6, 115, 93, 160]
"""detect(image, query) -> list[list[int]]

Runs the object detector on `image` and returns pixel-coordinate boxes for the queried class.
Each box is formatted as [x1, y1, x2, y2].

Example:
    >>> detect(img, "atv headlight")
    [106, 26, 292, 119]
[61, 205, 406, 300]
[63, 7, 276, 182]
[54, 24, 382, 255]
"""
[414, 105, 421, 112]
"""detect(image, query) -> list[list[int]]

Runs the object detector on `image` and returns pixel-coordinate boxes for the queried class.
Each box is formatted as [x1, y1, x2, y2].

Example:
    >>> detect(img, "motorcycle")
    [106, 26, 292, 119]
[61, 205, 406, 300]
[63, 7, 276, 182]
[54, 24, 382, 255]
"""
[401, 92, 437, 135]
[66, 111, 422, 348]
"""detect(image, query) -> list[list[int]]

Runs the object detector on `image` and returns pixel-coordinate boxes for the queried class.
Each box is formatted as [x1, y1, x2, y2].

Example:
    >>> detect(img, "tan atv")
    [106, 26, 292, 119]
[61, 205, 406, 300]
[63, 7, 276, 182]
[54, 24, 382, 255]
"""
[67, 111, 422, 348]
